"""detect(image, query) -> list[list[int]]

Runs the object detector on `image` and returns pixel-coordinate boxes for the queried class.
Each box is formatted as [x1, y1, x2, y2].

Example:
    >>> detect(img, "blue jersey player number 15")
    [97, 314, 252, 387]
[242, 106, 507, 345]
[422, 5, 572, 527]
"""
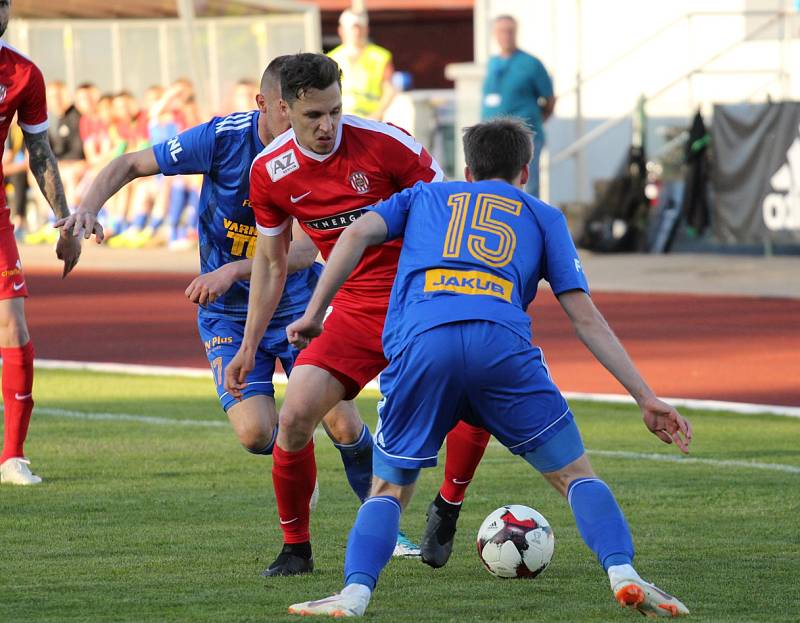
[281, 117, 691, 619]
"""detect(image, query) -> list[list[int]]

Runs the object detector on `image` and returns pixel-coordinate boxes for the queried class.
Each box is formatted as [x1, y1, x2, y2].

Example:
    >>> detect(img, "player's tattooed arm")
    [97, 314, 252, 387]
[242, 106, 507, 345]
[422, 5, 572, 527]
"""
[24, 130, 82, 277]
[23, 130, 69, 220]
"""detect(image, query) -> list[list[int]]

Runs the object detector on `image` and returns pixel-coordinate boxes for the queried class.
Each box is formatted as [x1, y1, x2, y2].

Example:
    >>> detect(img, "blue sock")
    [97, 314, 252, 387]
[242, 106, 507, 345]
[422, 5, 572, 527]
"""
[168, 185, 187, 241]
[567, 477, 634, 571]
[132, 213, 148, 230]
[334, 425, 373, 502]
[344, 496, 401, 590]
[150, 216, 164, 231]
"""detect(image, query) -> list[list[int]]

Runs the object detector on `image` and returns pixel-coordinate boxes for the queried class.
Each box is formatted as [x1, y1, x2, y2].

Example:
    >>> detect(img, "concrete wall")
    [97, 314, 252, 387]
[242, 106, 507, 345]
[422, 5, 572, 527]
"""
[450, 0, 800, 204]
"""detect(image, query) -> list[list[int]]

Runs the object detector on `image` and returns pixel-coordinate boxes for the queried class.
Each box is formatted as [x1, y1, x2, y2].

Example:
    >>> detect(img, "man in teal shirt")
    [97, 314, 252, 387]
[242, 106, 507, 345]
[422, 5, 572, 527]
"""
[481, 14, 555, 197]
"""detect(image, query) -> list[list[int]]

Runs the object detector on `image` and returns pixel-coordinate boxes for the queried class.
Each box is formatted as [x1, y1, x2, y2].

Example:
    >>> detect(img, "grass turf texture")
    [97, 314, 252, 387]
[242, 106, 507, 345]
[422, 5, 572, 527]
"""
[1, 369, 798, 622]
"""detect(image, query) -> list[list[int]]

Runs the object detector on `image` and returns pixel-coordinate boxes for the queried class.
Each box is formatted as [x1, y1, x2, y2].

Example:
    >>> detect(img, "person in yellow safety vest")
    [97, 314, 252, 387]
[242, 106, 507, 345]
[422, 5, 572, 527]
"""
[328, 9, 396, 121]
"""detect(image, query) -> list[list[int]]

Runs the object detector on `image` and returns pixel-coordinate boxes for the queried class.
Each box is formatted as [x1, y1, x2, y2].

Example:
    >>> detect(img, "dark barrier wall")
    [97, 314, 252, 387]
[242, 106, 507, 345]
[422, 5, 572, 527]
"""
[712, 101, 800, 245]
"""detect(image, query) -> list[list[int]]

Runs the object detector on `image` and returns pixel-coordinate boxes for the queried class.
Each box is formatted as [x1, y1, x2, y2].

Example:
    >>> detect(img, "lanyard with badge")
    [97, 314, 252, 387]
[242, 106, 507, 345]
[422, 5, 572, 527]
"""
[484, 55, 512, 109]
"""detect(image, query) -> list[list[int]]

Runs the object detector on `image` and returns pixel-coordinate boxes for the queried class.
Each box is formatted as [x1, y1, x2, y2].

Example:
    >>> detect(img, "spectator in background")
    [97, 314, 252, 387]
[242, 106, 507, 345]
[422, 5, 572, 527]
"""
[227, 78, 259, 115]
[481, 14, 555, 197]
[46, 81, 86, 204]
[24, 81, 86, 244]
[328, 9, 395, 120]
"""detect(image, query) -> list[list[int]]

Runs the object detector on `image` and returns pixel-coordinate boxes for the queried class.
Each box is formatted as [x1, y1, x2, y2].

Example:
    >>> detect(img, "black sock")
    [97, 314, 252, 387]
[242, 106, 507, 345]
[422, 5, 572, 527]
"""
[434, 493, 461, 515]
[282, 541, 312, 559]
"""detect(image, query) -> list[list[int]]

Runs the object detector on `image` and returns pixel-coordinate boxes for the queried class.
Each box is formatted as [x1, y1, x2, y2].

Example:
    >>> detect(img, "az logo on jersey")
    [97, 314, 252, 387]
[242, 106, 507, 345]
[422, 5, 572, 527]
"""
[167, 136, 183, 162]
[267, 150, 299, 182]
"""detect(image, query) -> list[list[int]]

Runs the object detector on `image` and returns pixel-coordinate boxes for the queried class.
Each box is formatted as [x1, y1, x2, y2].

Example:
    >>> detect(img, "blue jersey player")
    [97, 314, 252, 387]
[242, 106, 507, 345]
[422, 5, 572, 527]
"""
[284, 118, 692, 618]
[55, 58, 399, 568]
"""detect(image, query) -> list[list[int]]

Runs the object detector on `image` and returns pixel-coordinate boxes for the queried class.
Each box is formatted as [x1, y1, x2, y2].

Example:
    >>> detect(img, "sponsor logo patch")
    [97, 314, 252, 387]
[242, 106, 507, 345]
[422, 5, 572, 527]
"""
[763, 124, 800, 231]
[303, 208, 364, 231]
[167, 136, 183, 162]
[203, 335, 234, 352]
[266, 150, 300, 182]
[424, 268, 513, 302]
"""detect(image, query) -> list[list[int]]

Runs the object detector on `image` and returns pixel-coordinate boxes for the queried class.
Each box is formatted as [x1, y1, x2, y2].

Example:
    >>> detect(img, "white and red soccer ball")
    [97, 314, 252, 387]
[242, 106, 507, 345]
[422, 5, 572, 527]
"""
[476, 505, 555, 579]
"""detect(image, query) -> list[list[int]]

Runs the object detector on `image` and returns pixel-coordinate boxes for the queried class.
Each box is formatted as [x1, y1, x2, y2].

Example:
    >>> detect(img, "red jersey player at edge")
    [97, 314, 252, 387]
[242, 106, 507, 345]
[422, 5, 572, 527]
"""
[0, 0, 82, 486]
[224, 53, 489, 576]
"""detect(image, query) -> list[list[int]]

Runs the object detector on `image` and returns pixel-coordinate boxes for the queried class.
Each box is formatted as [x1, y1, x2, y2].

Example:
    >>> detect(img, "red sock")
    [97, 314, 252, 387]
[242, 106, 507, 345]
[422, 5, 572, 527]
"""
[440, 420, 490, 504]
[1, 341, 35, 463]
[272, 440, 316, 544]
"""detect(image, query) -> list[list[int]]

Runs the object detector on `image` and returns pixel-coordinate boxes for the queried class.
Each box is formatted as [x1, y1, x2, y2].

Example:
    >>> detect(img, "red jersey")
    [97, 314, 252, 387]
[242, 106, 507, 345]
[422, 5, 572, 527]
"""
[0, 41, 48, 210]
[249, 115, 443, 294]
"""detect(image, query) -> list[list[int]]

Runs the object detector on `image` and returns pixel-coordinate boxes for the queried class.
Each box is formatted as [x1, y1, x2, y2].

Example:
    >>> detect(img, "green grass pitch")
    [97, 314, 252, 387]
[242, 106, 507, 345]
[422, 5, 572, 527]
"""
[1, 369, 798, 622]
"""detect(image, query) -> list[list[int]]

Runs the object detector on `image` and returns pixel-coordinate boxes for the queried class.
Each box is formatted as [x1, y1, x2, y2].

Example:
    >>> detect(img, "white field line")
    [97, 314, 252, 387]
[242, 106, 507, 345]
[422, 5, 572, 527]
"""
[34, 358, 800, 418]
[29, 406, 800, 476]
[585, 449, 800, 475]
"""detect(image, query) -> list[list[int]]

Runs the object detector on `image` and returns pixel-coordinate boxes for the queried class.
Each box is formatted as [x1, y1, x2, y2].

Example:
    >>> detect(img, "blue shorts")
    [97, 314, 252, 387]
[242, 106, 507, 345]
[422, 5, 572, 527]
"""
[197, 312, 300, 412]
[374, 320, 574, 471]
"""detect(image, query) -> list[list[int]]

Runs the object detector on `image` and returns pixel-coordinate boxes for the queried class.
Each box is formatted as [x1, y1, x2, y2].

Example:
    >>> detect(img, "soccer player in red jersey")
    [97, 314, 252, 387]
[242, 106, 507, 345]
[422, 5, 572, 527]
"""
[224, 53, 488, 575]
[0, 0, 83, 485]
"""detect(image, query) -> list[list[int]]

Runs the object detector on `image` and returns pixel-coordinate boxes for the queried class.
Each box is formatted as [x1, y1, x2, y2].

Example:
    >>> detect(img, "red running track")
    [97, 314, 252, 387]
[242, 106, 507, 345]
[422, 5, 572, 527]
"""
[24, 269, 800, 407]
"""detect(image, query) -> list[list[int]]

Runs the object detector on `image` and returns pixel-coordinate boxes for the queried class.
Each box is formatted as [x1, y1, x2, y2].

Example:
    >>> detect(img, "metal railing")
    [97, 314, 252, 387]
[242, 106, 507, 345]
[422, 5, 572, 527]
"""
[549, 9, 795, 200]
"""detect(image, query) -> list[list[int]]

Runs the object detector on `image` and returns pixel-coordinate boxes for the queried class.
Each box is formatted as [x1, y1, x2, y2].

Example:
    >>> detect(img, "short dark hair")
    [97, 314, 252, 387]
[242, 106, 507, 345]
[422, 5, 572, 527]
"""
[260, 55, 291, 93]
[462, 117, 533, 182]
[280, 53, 342, 104]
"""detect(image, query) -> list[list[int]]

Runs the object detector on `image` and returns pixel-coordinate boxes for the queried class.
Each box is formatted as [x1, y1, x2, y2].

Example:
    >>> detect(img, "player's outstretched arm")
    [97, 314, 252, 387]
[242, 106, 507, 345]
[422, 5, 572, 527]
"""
[224, 229, 290, 399]
[23, 129, 81, 277]
[55, 148, 160, 242]
[286, 212, 388, 349]
[557, 289, 692, 453]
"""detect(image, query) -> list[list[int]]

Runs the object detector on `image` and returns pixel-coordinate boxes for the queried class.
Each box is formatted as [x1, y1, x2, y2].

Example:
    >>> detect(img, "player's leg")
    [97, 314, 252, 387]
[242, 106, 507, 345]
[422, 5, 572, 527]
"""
[288, 477, 416, 618]
[422, 420, 490, 566]
[0, 291, 38, 485]
[278, 331, 374, 506]
[287, 324, 464, 616]
[321, 399, 420, 558]
[199, 313, 281, 455]
[526, 430, 689, 617]
[265, 363, 347, 577]
[321, 400, 373, 503]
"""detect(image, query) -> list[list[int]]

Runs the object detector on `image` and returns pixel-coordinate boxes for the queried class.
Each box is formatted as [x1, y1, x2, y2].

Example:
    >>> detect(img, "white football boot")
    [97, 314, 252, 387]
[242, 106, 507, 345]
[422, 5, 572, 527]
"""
[288, 584, 370, 617]
[392, 531, 421, 558]
[612, 576, 690, 617]
[0, 457, 42, 485]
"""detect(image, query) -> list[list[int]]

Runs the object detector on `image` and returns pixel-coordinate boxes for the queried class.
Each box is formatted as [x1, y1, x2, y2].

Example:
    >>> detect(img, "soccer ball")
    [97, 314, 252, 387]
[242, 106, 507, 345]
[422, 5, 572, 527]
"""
[476, 505, 554, 579]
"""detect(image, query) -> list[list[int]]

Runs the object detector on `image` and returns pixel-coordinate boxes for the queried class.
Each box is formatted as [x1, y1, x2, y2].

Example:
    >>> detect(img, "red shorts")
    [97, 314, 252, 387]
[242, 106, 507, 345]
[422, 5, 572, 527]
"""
[295, 288, 389, 399]
[0, 218, 28, 300]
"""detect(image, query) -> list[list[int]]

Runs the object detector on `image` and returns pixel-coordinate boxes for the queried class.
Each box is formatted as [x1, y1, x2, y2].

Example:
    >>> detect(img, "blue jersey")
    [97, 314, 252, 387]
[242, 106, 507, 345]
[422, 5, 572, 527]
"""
[153, 111, 318, 320]
[370, 179, 589, 359]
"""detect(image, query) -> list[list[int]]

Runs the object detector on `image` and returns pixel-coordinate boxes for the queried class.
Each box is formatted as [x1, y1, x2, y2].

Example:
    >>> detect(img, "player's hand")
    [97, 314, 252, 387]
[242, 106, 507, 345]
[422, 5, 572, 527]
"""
[54, 209, 105, 243]
[224, 347, 255, 401]
[185, 265, 237, 306]
[55, 232, 82, 278]
[286, 314, 323, 350]
[640, 395, 692, 454]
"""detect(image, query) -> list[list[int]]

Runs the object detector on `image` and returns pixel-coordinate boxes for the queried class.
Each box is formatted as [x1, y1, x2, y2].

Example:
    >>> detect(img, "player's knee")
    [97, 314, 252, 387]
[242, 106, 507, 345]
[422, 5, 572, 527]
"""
[277, 409, 316, 450]
[0, 305, 29, 346]
[239, 428, 276, 454]
[541, 456, 596, 498]
[324, 407, 364, 445]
